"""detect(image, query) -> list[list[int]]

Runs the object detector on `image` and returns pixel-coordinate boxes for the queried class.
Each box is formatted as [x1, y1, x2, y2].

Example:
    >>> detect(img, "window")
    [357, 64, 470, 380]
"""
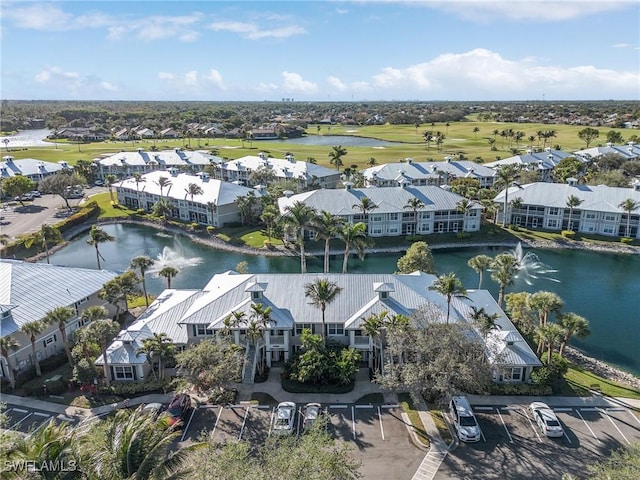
[370, 214, 382, 222]
[603, 225, 614, 234]
[502, 367, 523, 382]
[43, 334, 57, 347]
[546, 219, 558, 228]
[295, 323, 314, 336]
[113, 366, 135, 380]
[604, 214, 616, 221]
[194, 324, 214, 337]
[251, 291, 261, 300]
[372, 227, 382, 235]
[388, 213, 398, 221]
[270, 329, 285, 336]
[327, 324, 344, 335]
[585, 212, 596, 219]
[548, 207, 559, 215]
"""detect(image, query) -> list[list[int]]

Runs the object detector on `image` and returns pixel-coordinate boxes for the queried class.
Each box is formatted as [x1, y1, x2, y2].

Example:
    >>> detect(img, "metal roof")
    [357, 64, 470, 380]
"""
[98, 148, 218, 168]
[0, 157, 68, 179]
[362, 160, 496, 182]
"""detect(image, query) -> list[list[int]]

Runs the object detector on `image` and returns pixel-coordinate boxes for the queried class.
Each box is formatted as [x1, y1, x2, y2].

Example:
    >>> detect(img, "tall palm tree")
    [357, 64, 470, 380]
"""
[456, 198, 474, 230]
[490, 253, 519, 307]
[304, 278, 343, 339]
[352, 197, 378, 226]
[152, 197, 173, 222]
[105, 174, 117, 203]
[154, 175, 172, 197]
[536, 323, 564, 365]
[87, 224, 115, 270]
[338, 221, 370, 273]
[20, 320, 44, 376]
[130, 255, 156, 307]
[530, 291, 564, 355]
[311, 210, 345, 273]
[467, 254, 493, 289]
[565, 195, 584, 231]
[468, 306, 500, 338]
[404, 197, 425, 235]
[328, 145, 347, 171]
[146, 333, 175, 380]
[281, 201, 317, 273]
[496, 164, 520, 226]
[557, 312, 590, 357]
[19, 223, 62, 264]
[136, 338, 158, 380]
[619, 198, 639, 238]
[0, 335, 20, 388]
[86, 318, 120, 387]
[428, 272, 468, 324]
[132, 172, 146, 208]
[158, 266, 179, 288]
[248, 303, 272, 376]
[362, 310, 388, 373]
[43, 306, 76, 365]
[184, 182, 204, 202]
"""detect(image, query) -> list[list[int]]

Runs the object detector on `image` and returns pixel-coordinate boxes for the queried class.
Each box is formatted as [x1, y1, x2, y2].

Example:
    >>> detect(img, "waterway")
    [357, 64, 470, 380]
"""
[46, 223, 640, 376]
[0, 129, 53, 148]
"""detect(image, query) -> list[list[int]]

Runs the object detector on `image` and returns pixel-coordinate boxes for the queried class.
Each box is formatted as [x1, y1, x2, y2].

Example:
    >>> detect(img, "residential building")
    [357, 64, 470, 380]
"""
[574, 142, 640, 162]
[214, 152, 341, 189]
[362, 158, 497, 188]
[484, 148, 573, 182]
[97, 271, 540, 385]
[0, 260, 119, 382]
[96, 148, 220, 179]
[1, 156, 72, 183]
[115, 170, 259, 226]
[494, 180, 640, 238]
[278, 184, 483, 237]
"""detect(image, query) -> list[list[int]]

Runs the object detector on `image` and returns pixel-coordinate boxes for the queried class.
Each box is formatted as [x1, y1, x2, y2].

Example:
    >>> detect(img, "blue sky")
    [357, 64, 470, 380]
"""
[1, 0, 639, 101]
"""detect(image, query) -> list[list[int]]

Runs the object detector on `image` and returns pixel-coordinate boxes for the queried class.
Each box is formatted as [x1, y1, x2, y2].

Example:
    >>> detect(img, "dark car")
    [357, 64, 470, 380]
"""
[162, 394, 194, 428]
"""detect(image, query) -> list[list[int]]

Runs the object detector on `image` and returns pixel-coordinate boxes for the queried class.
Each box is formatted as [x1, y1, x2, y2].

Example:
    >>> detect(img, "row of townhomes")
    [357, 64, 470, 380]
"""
[96, 148, 217, 178]
[96, 271, 541, 385]
[115, 170, 256, 227]
[1, 155, 71, 182]
[0, 260, 119, 382]
[494, 179, 640, 238]
[279, 184, 483, 237]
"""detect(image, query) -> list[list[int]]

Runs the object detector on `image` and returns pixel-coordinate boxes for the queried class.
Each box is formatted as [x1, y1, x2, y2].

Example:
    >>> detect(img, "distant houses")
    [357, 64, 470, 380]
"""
[484, 148, 573, 182]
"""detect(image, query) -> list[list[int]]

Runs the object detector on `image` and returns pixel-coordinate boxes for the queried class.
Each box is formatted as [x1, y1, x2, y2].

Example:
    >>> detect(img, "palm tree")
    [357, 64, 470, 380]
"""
[328, 145, 347, 171]
[468, 306, 500, 338]
[490, 253, 519, 307]
[456, 198, 474, 230]
[530, 291, 564, 355]
[536, 323, 564, 365]
[404, 197, 425, 235]
[136, 338, 158, 380]
[0, 335, 19, 388]
[352, 197, 378, 223]
[304, 278, 343, 339]
[184, 182, 204, 201]
[130, 255, 156, 307]
[154, 175, 172, 197]
[311, 210, 345, 273]
[619, 198, 639, 238]
[367, 157, 377, 167]
[105, 174, 117, 202]
[78, 306, 109, 360]
[87, 224, 115, 270]
[152, 197, 173, 222]
[21, 320, 44, 376]
[86, 319, 120, 387]
[565, 195, 584, 231]
[557, 312, 590, 357]
[281, 201, 317, 273]
[19, 223, 62, 264]
[158, 266, 179, 288]
[467, 254, 493, 289]
[43, 306, 76, 365]
[496, 164, 520, 226]
[362, 310, 388, 373]
[137, 332, 175, 380]
[132, 172, 146, 208]
[338, 221, 370, 273]
[428, 272, 468, 324]
[248, 303, 272, 376]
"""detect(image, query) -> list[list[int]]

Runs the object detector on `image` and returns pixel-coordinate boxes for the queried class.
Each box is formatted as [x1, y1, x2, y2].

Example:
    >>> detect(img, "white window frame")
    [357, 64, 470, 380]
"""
[295, 323, 314, 336]
[502, 367, 523, 382]
[327, 324, 345, 336]
[194, 324, 215, 337]
[113, 366, 135, 380]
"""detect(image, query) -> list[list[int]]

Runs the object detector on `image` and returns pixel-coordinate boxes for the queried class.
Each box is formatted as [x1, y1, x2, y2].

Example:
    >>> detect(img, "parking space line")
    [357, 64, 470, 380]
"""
[474, 406, 493, 411]
[381, 404, 400, 409]
[268, 407, 275, 437]
[210, 406, 223, 439]
[33, 412, 49, 418]
[10, 412, 32, 429]
[57, 415, 75, 422]
[351, 406, 356, 440]
[521, 407, 541, 443]
[600, 408, 630, 445]
[256, 405, 270, 410]
[580, 407, 599, 412]
[330, 405, 348, 409]
[12, 408, 27, 414]
[575, 409, 600, 443]
[497, 408, 514, 443]
[627, 409, 640, 427]
[355, 404, 373, 409]
[238, 407, 249, 440]
[553, 408, 572, 412]
[378, 406, 385, 441]
[180, 407, 197, 442]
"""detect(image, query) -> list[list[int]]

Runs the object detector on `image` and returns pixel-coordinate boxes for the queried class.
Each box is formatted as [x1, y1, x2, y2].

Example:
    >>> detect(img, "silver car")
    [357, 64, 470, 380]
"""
[302, 403, 322, 430]
[273, 401, 296, 435]
[529, 402, 564, 437]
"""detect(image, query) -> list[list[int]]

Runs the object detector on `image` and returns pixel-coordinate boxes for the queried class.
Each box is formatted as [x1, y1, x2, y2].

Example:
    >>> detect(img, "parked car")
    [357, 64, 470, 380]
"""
[302, 403, 322, 430]
[449, 395, 481, 442]
[141, 402, 166, 420]
[529, 402, 564, 437]
[162, 394, 194, 428]
[273, 401, 296, 435]
[94, 180, 104, 186]
[30, 190, 41, 197]
[15, 193, 34, 201]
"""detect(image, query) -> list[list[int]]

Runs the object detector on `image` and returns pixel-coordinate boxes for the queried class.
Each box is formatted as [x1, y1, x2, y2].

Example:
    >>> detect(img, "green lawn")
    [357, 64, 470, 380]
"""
[90, 191, 136, 218]
[561, 365, 640, 400]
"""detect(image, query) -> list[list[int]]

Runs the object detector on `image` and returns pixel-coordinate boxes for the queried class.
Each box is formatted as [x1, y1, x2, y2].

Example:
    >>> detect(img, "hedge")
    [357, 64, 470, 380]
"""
[489, 383, 552, 396]
[281, 377, 355, 394]
[102, 378, 172, 397]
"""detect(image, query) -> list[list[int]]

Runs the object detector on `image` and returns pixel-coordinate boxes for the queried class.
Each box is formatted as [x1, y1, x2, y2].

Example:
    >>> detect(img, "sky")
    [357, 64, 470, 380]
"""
[1, 0, 639, 102]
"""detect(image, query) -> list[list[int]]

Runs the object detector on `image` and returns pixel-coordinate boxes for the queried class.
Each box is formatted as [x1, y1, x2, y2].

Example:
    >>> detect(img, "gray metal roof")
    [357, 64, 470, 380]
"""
[494, 182, 640, 213]
[363, 160, 496, 182]
[485, 149, 572, 170]
[0, 260, 120, 336]
[575, 143, 640, 161]
[98, 148, 218, 168]
[1, 157, 69, 179]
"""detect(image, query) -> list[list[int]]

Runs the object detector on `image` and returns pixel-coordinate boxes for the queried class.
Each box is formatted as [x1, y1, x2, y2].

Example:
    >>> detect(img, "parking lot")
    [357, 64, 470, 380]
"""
[436, 403, 640, 480]
[180, 402, 425, 479]
[1, 404, 79, 437]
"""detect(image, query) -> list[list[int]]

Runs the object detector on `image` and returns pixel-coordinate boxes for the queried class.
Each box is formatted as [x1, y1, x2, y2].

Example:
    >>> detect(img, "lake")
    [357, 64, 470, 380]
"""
[46, 223, 640, 376]
[0, 129, 53, 148]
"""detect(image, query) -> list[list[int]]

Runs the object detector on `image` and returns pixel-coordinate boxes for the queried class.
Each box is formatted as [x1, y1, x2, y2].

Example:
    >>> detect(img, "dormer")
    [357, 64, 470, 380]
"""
[168, 167, 179, 177]
[258, 152, 267, 161]
[566, 177, 578, 186]
[285, 153, 295, 163]
[245, 281, 267, 300]
[119, 331, 136, 346]
[444, 156, 452, 163]
[373, 282, 395, 300]
[4, 156, 14, 163]
[343, 181, 354, 190]
[58, 160, 69, 169]
[137, 148, 144, 154]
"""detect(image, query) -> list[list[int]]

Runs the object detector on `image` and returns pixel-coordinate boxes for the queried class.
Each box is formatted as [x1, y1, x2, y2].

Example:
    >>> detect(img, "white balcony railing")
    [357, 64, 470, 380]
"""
[353, 336, 370, 345]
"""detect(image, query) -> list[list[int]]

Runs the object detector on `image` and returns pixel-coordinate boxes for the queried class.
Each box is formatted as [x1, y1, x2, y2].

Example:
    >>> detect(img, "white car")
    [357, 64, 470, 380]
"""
[302, 403, 322, 430]
[273, 401, 296, 435]
[529, 402, 564, 438]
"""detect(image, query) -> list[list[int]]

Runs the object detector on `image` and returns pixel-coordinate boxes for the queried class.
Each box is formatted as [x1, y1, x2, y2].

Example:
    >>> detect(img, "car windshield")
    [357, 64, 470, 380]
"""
[546, 419, 561, 427]
[275, 417, 290, 427]
[459, 416, 477, 427]
[306, 408, 319, 418]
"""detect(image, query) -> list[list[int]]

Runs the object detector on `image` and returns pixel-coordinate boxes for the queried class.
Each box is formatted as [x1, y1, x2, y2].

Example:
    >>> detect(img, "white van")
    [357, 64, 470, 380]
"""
[449, 395, 481, 442]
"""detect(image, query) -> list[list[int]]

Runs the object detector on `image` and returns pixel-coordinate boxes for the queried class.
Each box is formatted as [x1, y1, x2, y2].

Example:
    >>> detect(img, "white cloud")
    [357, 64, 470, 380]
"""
[209, 20, 306, 39]
[254, 82, 279, 92]
[282, 72, 318, 94]
[33, 66, 118, 95]
[158, 69, 226, 93]
[327, 76, 348, 91]
[612, 43, 630, 48]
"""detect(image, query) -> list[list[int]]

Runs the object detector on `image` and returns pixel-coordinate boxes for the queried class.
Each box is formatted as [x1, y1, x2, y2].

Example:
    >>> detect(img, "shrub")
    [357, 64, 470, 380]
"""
[102, 378, 171, 397]
[561, 230, 576, 239]
[281, 377, 355, 394]
[621, 237, 634, 244]
[136, 208, 146, 215]
[489, 383, 552, 396]
[39, 353, 68, 373]
[405, 235, 423, 242]
[507, 224, 519, 231]
[456, 231, 471, 239]
[189, 222, 199, 231]
[206, 225, 215, 234]
[208, 388, 237, 405]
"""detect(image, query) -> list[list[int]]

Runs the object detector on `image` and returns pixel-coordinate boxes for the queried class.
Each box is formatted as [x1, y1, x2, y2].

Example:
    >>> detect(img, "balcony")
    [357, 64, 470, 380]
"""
[269, 335, 285, 346]
[353, 336, 370, 346]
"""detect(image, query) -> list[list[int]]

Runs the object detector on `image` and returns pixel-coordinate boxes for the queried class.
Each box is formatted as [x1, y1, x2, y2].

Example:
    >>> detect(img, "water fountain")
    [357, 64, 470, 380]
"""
[148, 245, 203, 275]
[509, 242, 559, 285]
